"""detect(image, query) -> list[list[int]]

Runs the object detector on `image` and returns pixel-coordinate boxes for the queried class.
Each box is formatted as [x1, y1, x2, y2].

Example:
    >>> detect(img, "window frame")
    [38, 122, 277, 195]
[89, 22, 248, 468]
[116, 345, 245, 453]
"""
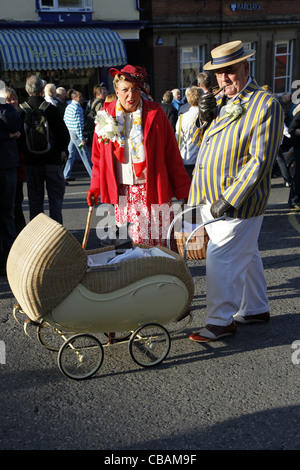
[179, 45, 206, 97]
[273, 40, 293, 96]
[243, 41, 256, 78]
[38, 0, 93, 11]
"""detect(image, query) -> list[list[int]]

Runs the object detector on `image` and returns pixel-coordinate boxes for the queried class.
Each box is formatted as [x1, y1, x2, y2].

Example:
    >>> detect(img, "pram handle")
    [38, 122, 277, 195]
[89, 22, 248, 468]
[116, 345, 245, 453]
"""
[82, 196, 95, 249]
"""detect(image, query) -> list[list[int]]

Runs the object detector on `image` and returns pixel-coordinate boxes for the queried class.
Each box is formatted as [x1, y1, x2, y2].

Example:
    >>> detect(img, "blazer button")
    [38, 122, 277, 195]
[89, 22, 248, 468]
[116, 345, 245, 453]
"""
[206, 139, 210, 145]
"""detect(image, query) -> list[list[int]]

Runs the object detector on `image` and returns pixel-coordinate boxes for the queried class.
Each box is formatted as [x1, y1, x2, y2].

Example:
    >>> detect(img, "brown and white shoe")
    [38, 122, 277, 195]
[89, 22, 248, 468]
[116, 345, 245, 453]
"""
[189, 321, 236, 342]
[233, 311, 270, 324]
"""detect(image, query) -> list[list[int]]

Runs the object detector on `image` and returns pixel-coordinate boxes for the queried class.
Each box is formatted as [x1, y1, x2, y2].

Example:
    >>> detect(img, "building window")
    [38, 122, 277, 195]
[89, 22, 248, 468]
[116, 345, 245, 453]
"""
[180, 46, 205, 96]
[39, 0, 92, 9]
[243, 42, 256, 77]
[273, 40, 293, 95]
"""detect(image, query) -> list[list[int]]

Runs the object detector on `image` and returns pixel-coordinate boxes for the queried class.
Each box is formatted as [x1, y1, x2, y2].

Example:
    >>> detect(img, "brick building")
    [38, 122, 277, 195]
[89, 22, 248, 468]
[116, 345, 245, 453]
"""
[139, 0, 300, 102]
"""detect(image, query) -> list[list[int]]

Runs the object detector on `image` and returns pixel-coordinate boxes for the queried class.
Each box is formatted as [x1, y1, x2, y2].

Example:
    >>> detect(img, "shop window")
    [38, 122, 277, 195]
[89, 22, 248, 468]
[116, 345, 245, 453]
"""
[273, 40, 293, 95]
[243, 42, 256, 77]
[180, 46, 205, 97]
[39, 0, 92, 9]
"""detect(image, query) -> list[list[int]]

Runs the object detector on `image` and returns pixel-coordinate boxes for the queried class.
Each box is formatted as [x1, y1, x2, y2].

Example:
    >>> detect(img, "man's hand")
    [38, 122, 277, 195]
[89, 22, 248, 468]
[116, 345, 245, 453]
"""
[210, 196, 232, 218]
[87, 188, 100, 206]
[198, 93, 217, 124]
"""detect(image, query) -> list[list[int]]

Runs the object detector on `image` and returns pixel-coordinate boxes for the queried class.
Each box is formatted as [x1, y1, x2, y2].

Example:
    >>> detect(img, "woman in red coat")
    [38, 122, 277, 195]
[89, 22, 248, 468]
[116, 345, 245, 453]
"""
[87, 65, 191, 247]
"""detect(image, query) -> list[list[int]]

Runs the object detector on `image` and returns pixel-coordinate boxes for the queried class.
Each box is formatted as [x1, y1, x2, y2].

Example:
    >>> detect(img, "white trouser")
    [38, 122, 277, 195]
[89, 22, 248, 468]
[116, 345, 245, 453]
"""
[201, 203, 269, 326]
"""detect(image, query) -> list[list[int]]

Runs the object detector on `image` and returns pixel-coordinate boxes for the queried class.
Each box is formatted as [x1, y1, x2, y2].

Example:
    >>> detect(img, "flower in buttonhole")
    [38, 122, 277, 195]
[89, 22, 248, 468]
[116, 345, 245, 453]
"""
[224, 102, 245, 120]
[94, 110, 124, 144]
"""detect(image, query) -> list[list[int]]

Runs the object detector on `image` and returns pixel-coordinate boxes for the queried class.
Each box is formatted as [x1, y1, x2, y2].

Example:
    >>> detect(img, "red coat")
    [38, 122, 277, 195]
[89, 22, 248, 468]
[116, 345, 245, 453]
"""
[90, 98, 191, 207]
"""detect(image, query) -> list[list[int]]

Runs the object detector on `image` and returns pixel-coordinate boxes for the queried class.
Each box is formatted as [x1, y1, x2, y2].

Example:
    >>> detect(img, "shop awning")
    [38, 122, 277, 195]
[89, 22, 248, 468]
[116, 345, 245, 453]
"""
[0, 27, 127, 71]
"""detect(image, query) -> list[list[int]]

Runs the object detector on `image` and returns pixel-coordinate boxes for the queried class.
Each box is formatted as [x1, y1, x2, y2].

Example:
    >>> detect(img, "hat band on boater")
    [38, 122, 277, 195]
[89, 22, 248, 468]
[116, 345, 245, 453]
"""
[211, 46, 245, 65]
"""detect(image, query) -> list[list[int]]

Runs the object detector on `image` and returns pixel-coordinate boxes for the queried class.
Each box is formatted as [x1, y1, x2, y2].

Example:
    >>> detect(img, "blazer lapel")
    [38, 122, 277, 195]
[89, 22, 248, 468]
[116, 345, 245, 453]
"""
[206, 78, 259, 139]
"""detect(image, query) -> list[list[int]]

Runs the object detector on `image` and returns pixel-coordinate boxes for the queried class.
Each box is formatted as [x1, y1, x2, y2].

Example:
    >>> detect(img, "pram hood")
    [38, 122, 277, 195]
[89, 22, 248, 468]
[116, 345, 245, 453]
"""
[7, 213, 88, 321]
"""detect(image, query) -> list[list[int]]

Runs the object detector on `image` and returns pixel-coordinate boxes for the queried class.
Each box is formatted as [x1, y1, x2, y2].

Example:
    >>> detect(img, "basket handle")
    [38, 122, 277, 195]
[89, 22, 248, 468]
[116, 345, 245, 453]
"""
[167, 206, 225, 262]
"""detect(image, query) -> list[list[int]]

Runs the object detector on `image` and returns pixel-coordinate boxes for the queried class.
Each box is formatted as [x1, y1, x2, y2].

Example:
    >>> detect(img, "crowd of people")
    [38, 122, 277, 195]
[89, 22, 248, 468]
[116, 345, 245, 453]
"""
[1, 40, 300, 346]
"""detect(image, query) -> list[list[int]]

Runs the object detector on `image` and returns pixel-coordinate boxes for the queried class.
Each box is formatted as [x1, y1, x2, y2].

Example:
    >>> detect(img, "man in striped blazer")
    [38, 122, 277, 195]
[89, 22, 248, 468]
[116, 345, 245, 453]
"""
[188, 40, 284, 342]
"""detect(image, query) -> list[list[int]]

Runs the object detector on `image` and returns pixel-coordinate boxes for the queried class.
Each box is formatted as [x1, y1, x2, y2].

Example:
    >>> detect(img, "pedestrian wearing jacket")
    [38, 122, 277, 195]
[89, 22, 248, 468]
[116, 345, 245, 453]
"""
[19, 75, 70, 224]
[87, 65, 191, 247]
[63, 90, 93, 181]
[0, 83, 22, 276]
[288, 110, 300, 209]
[188, 41, 284, 342]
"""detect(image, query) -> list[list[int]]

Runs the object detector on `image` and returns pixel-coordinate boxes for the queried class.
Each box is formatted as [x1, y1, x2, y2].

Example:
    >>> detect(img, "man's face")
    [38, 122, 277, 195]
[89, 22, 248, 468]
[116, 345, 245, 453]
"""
[76, 92, 83, 104]
[215, 61, 249, 98]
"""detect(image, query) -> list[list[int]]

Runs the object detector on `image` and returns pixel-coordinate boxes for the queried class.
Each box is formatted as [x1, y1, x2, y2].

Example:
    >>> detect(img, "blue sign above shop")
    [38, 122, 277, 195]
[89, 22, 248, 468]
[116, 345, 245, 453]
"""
[38, 11, 93, 23]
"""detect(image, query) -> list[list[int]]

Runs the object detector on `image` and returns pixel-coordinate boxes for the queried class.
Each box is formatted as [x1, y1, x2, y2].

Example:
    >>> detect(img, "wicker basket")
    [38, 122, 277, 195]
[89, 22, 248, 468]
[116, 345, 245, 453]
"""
[175, 227, 209, 260]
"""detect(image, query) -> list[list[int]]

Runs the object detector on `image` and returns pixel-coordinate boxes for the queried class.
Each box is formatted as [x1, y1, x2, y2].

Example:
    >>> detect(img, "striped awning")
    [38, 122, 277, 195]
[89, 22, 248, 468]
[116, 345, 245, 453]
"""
[0, 27, 127, 71]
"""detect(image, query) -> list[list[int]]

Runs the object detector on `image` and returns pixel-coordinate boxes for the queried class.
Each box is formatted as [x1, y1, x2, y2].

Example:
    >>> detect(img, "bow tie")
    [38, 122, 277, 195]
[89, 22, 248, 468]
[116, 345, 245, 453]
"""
[222, 95, 229, 106]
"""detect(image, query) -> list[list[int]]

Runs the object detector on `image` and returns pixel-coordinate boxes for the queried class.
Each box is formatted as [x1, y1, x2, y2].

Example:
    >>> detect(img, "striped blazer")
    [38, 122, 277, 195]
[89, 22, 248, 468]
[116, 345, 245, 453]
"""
[188, 78, 284, 218]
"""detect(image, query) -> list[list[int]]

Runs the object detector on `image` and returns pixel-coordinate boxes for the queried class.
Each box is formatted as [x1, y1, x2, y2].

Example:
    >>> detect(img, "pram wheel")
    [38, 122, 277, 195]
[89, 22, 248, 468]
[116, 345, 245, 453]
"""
[58, 334, 104, 380]
[129, 323, 171, 368]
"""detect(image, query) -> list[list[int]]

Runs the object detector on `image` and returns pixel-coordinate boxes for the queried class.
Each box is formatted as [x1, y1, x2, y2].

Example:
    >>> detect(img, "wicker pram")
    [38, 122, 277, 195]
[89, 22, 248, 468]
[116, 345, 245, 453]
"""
[7, 213, 194, 324]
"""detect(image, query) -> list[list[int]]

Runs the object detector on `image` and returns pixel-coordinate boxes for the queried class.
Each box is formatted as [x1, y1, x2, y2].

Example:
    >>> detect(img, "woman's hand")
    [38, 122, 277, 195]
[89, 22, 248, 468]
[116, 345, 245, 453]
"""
[87, 188, 100, 206]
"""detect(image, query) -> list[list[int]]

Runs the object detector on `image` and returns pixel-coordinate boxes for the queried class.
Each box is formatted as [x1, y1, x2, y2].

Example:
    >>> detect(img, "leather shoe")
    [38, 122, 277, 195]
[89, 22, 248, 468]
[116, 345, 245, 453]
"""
[189, 321, 236, 342]
[233, 311, 270, 324]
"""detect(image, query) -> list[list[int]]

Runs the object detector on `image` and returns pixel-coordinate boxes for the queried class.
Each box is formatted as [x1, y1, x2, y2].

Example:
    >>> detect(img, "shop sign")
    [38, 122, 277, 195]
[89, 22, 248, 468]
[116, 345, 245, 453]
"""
[38, 12, 93, 24]
[230, 2, 261, 11]
[31, 48, 104, 58]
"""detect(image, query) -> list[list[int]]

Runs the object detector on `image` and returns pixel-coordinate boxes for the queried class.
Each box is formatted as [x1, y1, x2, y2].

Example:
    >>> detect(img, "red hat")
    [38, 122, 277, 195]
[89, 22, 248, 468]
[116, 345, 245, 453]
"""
[109, 65, 147, 93]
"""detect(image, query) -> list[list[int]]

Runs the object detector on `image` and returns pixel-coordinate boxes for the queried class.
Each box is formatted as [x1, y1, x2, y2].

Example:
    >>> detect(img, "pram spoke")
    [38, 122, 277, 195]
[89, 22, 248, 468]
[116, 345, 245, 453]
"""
[129, 323, 171, 368]
[58, 334, 104, 380]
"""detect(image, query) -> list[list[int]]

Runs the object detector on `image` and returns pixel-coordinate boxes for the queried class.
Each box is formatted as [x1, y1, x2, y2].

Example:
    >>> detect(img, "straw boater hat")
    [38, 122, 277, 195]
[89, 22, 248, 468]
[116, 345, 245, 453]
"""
[204, 40, 255, 71]
[109, 65, 147, 93]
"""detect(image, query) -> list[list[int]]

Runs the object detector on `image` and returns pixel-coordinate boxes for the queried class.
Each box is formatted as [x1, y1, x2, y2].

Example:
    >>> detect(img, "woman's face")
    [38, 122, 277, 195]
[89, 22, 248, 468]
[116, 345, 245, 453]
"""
[6, 95, 18, 109]
[115, 79, 141, 112]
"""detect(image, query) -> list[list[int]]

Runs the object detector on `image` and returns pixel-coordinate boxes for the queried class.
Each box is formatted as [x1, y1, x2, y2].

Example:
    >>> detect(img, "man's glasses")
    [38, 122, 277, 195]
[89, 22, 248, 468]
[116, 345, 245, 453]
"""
[214, 61, 246, 77]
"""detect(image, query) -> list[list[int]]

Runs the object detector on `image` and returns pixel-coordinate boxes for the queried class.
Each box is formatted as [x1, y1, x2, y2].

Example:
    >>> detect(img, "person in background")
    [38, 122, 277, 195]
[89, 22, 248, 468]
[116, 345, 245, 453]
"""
[0, 81, 22, 276]
[66, 88, 75, 104]
[55, 87, 67, 118]
[87, 65, 191, 247]
[44, 83, 57, 106]
[288, 109, 300, 209]
[171, 88, 182, 112]
[63, 90, 92, 182]
[161, 90, 178, 131]
[19, 75, 69, 225]
[5, 87, 26, 234]
[197, 71, 213, 94]
[85, 84, 108, 116]
[176, 86, 203, 180]
[187, 40, 284, 342]
[141, 83, 153, 101]
[105, 93, 117, 103]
